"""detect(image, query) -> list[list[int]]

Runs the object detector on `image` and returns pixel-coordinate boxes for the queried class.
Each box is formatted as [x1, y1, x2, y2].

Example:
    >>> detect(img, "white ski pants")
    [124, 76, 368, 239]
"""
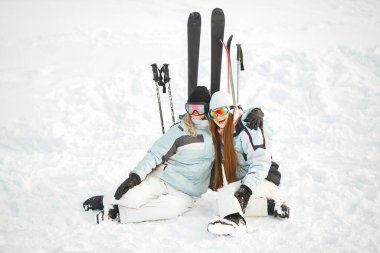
[217, 179, 280, 218]
[104, 174, 195, 223]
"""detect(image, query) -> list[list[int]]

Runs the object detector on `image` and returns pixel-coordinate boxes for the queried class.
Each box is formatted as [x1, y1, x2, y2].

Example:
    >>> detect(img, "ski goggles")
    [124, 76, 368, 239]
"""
[185, 103, 209, 115]
[208, 106, 233, 119]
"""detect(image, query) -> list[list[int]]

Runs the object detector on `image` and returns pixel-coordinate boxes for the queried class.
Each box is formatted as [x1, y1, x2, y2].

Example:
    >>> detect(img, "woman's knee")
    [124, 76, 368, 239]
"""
[166, 197, 194, 216]
[251, 179, 279, 199]
[119, 187, 150, 208]
[119, 176, 165, 208]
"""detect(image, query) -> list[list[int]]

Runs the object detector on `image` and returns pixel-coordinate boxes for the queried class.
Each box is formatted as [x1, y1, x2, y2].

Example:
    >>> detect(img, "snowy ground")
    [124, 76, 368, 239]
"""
[1, 0, 380, 252]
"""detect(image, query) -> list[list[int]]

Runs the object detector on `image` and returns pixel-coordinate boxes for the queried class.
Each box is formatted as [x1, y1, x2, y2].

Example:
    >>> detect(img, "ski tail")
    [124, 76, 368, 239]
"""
[187, 12, 201, 99]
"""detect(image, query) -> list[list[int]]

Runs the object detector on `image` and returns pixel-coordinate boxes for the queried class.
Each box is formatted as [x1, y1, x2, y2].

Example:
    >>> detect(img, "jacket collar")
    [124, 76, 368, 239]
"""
[192, 118, 209, 129]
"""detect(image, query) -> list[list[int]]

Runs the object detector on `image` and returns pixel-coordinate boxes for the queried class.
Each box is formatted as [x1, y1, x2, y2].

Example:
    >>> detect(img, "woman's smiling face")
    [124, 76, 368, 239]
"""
[213, 113, 229, 129]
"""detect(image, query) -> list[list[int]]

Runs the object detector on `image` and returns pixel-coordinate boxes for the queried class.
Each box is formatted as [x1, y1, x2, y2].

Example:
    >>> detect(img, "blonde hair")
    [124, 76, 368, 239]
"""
[183, 114, 198, 137]
[183, 114, 211, 138]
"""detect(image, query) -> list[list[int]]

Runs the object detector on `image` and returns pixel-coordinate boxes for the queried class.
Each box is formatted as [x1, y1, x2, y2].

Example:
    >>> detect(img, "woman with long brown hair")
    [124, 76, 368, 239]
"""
[206, 91, 289, 236]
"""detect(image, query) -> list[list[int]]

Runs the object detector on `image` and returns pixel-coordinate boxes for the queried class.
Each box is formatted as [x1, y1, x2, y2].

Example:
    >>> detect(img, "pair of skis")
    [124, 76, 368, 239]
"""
[151, 9, 244, 133]
[188, 8, 225, 97]
[188, 8, 244, 104]
[150, 63, 175, 134]
[152, 9, 223, 134]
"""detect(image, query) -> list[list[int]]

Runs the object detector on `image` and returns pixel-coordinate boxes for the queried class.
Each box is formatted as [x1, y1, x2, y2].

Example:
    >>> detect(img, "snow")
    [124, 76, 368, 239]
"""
[1, 0, 380, 252]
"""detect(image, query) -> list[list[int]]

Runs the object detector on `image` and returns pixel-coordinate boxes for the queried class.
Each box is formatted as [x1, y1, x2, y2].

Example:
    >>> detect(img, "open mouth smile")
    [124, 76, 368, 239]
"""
[217, 118, 226, 125]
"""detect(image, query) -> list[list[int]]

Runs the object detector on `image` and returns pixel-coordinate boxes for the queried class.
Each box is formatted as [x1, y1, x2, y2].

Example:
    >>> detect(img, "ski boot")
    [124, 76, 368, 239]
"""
[83, 195, 104, 211]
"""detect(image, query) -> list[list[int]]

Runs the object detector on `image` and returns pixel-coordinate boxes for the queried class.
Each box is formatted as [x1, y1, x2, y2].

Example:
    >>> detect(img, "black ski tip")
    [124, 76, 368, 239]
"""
[188, 12, 201, 24]
[189, 12, 201, 19]
[211, 8, 225, 23]
[227, 34, 233, 49]
[212, 8, 224, 15]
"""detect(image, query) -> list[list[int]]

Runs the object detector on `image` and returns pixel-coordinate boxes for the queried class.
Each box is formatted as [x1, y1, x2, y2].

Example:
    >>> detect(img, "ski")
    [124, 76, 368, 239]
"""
[226, 34, 236, 104]
[187, 12, 201, 99]
[220, 36, 236, 105]
[210, 8, 225, 95]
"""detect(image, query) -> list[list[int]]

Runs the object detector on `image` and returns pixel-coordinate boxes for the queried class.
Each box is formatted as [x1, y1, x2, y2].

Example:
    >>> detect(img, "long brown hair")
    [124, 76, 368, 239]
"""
[211, 113, 237, 190]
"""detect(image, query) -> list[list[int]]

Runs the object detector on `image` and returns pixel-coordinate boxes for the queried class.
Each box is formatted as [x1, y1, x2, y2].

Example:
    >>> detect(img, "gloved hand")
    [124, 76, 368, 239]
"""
[234, 185, 252, 213]
[114, 173, 141, 200]
[244, 107, 264, 130]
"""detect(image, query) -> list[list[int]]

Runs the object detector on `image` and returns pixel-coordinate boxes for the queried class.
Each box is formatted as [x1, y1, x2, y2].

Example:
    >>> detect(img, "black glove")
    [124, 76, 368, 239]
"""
[114, 173, 141, 200]
[234, 185, 253, 212]
[244, 108, 264, 130]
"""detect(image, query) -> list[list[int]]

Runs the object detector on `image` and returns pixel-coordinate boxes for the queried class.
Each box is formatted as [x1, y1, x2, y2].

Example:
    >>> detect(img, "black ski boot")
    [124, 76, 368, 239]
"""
[224, 212, 246, 226]
[268, 199, 290, 218]
[83, 195, 104, 211]
[97, 205, 120, 224]
[207, 212, 247, 236]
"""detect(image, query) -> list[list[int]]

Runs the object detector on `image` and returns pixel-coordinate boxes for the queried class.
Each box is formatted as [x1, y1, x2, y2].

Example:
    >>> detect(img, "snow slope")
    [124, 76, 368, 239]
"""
[0, 0, 380, 252]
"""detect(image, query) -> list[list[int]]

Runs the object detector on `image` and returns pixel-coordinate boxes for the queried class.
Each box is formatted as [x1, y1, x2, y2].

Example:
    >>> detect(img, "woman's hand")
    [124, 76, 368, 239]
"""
[233, 105, 244, 123]
[234, 184, 253, 212]
[244, 107, 264, 130]
[114, 173, 141, 200]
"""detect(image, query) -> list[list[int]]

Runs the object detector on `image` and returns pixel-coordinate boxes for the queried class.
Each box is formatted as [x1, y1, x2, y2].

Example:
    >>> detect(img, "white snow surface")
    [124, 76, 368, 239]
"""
[1, 0, 380, 252]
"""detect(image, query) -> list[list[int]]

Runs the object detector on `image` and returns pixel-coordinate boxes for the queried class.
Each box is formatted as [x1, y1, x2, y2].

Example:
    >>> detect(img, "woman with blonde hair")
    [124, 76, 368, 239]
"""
[207, 91, 289, 236]
[83, 86, 215, 224]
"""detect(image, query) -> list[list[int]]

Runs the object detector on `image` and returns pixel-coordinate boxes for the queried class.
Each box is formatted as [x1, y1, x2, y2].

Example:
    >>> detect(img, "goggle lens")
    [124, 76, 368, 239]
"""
[185, 103, 208, 115]
[208, 106, 231, 119]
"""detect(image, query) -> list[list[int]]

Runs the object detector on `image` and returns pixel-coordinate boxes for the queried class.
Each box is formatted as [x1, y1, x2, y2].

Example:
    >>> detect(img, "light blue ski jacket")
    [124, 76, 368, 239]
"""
[233, 108, 273, 191]
[131, 118, 214, 197]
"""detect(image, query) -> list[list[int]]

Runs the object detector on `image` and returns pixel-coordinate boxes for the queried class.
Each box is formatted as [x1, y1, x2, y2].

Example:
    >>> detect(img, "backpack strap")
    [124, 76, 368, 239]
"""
[235, 119, 281, 186]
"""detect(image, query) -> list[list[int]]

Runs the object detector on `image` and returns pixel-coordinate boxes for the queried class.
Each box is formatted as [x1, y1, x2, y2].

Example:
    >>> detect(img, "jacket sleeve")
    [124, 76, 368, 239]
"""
[239, 121, 272, 191]
[130, 124, 182, 181]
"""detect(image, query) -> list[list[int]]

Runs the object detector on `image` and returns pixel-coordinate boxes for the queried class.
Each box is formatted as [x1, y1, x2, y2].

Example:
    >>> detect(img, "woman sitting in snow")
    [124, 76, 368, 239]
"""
[206, 91, 290, 236]
[83, 86, 215, 223]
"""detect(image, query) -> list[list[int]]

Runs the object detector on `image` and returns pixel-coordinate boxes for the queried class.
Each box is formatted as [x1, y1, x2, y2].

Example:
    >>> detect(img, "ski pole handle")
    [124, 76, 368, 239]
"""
[159, 66, 166, 93]
[236, 44, 244, 71]
[151, 64, 159, 82]
[236, 44, 241, 105]
[163, 63, 176, 124]
[236, 44, 241, 61]
[163, 64, 171, 83]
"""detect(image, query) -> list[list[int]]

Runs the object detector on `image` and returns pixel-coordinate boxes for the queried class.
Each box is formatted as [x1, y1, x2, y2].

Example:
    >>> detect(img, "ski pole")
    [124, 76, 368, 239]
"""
[163, 64, 175, 125]
[221, 160, 228, 187]
[236, 44, 244, 105]
[151, 63, 165, 134]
